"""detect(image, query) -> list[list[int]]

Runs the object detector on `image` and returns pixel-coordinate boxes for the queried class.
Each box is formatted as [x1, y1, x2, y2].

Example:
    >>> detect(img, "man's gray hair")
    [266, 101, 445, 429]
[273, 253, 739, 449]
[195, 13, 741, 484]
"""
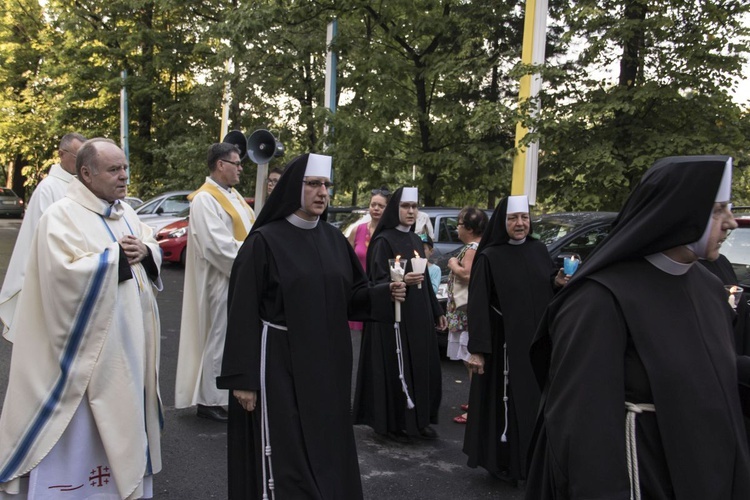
[76, 138, 117, 176]
[207, 143, 241, 172]
[59, 133, 87, 151]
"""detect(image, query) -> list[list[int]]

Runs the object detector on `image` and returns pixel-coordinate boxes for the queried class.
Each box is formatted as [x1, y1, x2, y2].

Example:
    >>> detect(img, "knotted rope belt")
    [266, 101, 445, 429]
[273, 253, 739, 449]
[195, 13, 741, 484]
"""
[394, 321, 415, 409]
[625, 401, 656, 500]
[259, 319, 288, 500]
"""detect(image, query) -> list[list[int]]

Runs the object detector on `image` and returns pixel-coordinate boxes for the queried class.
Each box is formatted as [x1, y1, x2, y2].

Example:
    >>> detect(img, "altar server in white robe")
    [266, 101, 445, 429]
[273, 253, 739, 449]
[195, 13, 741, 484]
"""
[0, 132, 85, 339]
[175, 142, 255, 422]
[0, 138, 163, 499]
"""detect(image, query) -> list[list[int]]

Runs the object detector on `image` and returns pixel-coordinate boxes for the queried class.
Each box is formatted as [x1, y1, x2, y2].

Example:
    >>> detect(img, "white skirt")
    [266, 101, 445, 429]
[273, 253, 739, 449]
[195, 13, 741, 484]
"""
[446, 330, 470, 362]
[0, 398, 153, 499]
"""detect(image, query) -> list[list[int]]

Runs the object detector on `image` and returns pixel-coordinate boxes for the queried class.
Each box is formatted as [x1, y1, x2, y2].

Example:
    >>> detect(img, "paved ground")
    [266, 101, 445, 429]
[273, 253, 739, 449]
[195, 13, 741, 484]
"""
[0, 218, 524, 499]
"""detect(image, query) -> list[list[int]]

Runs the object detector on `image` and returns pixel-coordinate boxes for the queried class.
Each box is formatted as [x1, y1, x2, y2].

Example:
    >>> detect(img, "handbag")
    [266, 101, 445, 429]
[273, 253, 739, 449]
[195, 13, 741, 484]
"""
[451, 276, 469, 311]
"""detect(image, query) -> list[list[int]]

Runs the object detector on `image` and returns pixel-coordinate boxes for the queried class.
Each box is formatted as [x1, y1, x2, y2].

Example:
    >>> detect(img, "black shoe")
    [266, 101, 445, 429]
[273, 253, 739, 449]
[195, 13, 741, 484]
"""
[386, 430, 412, 444]
[418, 426, 439, 440]
[197, 404, 228, 423]
[490, 470, 518, 487]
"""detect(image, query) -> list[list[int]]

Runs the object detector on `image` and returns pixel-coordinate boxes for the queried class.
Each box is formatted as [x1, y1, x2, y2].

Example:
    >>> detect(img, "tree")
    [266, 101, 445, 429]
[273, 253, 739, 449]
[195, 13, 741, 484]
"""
[536, 0, 750, 211]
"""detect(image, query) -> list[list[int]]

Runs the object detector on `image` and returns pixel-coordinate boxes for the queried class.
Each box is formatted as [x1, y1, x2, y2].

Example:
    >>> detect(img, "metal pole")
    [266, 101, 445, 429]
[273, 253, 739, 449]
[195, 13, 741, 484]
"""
[510, 0, 548, 204]
[120, 70, 130, 182]
[254, 163, 268, 214]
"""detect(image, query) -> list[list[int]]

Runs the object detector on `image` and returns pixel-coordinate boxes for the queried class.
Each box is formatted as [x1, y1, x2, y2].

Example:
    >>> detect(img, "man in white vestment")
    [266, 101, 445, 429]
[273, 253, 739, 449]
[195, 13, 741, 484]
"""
[0, 138, 163, 499]
[0, 132, 86, 339]
[175, 142, 255, 422]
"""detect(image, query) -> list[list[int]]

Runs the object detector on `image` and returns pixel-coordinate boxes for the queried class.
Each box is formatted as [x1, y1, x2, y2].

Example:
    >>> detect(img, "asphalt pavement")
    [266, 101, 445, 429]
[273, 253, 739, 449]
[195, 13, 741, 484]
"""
[0, 218, 524, 499]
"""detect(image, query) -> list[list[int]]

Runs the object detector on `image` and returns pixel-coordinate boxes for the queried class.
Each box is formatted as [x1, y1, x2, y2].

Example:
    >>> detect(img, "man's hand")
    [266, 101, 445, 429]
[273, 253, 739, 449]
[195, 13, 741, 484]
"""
[118, 235, 149, 265]
[390, 281, 406, 302]
[234, 390, 257, 412]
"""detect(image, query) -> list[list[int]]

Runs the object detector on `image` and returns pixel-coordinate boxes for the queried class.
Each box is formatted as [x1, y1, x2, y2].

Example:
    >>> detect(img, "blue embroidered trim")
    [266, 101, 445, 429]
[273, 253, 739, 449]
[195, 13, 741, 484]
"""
[0, 250, 111, 482]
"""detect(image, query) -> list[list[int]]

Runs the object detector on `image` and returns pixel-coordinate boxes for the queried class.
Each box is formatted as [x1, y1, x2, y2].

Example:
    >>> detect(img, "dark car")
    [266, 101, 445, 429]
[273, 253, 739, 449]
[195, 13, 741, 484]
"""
[0, 187, 24, 218]
[721, 217, 750, 287]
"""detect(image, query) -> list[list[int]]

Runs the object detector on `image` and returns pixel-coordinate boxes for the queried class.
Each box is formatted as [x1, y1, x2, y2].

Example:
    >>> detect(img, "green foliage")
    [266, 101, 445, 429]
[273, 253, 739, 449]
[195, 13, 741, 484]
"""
[0, 0, 747, 214]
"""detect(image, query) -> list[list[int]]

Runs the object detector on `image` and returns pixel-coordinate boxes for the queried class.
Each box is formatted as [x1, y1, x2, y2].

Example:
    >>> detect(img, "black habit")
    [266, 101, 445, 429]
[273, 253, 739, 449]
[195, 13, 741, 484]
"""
[217, 154, 392, 500]
[463, 197, 556, 482]
[353, 187, 443, 437]
[527, 156, 750, 499]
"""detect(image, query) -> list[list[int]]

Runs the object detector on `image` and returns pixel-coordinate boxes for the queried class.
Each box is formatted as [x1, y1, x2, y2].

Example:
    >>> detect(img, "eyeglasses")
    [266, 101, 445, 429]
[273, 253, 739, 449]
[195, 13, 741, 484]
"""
[371, 188, 391, 197]
[303, 180, 334, 189]
[267, 178, 279, 185]
[221, 159, 242, 167]
[60, 149, 77, 158]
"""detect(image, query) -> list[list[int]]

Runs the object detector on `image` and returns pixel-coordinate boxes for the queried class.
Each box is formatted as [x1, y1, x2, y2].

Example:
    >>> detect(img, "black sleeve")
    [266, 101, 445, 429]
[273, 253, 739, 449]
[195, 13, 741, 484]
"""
[117, 245, 132, 283]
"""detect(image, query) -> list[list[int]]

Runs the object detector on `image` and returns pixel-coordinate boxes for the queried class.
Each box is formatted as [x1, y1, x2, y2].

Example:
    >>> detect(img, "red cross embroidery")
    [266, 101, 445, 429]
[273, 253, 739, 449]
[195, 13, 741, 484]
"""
[89, 465, 111, 487]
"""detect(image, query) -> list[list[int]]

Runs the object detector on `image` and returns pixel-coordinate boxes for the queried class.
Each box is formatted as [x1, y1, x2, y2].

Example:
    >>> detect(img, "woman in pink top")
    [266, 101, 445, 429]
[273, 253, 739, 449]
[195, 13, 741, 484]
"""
[348, 188, 390, 330]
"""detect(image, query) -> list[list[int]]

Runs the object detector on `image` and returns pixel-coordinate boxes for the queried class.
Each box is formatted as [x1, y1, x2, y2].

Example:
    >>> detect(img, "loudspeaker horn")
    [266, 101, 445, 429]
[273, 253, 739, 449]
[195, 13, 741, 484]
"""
[247, 129, 277, 165]
[222, 130, 248, 161]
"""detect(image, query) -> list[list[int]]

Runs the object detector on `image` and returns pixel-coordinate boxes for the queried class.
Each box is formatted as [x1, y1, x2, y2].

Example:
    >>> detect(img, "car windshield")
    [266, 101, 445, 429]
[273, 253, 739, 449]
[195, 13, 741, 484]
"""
[722, 225, 750, 284]
[532, 219, 579, 246]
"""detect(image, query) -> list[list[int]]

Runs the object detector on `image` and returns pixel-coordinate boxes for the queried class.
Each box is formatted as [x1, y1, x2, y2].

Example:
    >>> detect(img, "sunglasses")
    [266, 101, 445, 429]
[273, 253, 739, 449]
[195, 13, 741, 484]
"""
[371, 188, 391, 197]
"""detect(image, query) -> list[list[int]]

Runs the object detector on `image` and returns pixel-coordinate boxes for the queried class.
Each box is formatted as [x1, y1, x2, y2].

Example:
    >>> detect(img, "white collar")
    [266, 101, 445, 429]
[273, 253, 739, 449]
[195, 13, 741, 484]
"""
[396, 224, 411, 233]
[645, 252, 694, 275]
[286, 212, 318, 229]
[508, 237, 526, 246]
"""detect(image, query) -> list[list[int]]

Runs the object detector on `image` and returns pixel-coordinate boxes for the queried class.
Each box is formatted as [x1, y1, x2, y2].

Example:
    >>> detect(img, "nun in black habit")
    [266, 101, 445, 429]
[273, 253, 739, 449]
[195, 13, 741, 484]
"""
[353, 187, 447, 441]
[217, 153, 405, 500]
[462, 195, 564, 484]
[700, 254, 750, 446]
[526, 156, 750, 500]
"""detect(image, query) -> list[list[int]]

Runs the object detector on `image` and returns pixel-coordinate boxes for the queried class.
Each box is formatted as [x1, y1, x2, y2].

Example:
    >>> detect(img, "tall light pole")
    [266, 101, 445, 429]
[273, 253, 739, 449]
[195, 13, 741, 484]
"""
[510, 0, 548, 205]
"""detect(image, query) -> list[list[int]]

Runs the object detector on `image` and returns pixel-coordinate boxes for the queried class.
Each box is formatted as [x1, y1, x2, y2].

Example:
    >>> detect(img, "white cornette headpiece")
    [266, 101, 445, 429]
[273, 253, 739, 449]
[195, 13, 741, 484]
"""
[401, 187, 418, 203]
[506, 195, 529, 214]
[687, 157, 733, 259]
[304, 153, 332, 178]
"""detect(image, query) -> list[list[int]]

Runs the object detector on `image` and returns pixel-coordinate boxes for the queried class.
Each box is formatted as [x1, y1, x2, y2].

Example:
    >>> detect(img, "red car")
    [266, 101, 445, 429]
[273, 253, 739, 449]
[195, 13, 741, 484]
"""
[155, 216, 188, 266]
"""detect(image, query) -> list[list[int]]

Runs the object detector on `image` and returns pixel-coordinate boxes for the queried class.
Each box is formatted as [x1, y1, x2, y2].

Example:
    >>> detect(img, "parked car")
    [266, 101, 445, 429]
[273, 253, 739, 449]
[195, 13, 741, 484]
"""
[155, 210, 190, 266]
[720, 216, 750, 287]
[123, 196, 143, 209]
[136, 190, 191, 232]
[0, 188, 24, 218]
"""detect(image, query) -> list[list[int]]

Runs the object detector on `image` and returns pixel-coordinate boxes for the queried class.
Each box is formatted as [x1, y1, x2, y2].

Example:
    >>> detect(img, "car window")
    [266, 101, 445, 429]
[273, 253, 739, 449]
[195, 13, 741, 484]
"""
[438, 216, 459, 243]
[722, 226, 750, 284]
[532, 220, 571, 245]
[160, 195, 190, 214]
[136, 198, 160, 215]
[557, 226, 611, 261]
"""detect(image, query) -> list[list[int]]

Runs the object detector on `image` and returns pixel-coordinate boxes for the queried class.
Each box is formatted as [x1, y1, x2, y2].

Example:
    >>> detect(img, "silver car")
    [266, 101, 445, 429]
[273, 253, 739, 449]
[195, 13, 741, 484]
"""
[0, 188, 24, 218]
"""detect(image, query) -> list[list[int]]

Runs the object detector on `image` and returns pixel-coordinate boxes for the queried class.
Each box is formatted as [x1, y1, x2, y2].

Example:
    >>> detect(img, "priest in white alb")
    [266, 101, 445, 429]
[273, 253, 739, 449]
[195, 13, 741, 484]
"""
[0, 132, 85, 339]
[0, 138, 163, 499]
[175, 142, 255, 422]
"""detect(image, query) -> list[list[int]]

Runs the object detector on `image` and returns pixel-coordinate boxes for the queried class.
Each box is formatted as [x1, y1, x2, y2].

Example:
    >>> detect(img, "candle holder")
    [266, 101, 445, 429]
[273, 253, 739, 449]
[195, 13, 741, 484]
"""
[726, 285, 744, 309]
[563, 254, 581, 277]
[410, 251, 427, 289]
[389, 257, 406, 321]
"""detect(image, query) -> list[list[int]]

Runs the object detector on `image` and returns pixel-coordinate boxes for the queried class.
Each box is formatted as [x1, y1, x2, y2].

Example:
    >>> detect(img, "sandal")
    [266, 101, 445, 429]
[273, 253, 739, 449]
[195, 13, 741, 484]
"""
[453, 413, 468, 424]
[460, 404, 469, 412]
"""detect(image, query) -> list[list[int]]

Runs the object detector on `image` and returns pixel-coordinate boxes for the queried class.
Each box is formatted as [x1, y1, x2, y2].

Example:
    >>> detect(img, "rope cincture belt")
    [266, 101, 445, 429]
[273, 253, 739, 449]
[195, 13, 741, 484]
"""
[260, 319, 288, 500]
[625, 401, 656, 500]
[393, 321, 415, 409]
[490, 305, 508, 443]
